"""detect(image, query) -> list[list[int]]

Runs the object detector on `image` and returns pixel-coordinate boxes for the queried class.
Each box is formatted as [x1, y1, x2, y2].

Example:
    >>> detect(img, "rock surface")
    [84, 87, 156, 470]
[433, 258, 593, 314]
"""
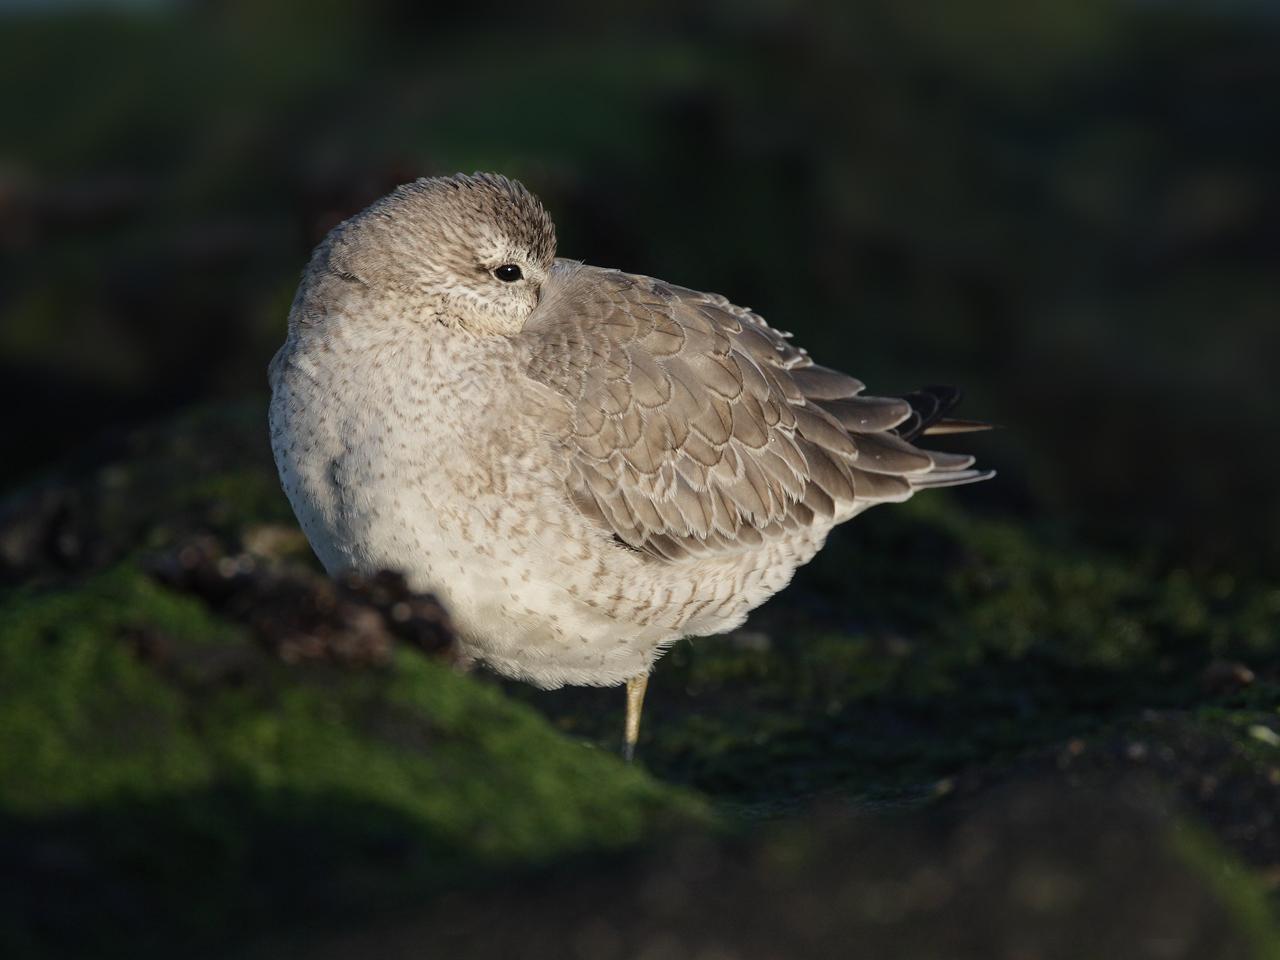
[0, 403, 1277, 958]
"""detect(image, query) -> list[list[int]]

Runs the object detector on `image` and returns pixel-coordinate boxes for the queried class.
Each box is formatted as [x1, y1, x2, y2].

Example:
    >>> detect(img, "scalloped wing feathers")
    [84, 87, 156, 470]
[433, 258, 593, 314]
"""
[519, 262, 991, 562]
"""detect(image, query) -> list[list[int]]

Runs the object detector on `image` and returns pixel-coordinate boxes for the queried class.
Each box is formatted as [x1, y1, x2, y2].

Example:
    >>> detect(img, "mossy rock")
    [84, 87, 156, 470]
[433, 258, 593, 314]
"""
[517, 494, 1280, 813]
[249, 780, 1280, 960]
[0, 401, 301, 587]
[2, 401, 1279, 953]
[0, 565, 705, 958]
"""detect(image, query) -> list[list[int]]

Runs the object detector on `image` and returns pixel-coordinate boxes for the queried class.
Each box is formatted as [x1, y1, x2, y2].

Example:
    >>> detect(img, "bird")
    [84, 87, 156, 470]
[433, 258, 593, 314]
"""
[268, 172, 992, 761]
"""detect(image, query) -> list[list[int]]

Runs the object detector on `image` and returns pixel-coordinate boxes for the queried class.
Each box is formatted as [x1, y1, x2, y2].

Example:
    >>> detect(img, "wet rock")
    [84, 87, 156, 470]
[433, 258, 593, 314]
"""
[283, 782, 1269, 960]
[147, 533, 454, 667]
[1202, 659, 1256, 695]
[955, 711, 1280, 876]
[0, 402, 292, 588]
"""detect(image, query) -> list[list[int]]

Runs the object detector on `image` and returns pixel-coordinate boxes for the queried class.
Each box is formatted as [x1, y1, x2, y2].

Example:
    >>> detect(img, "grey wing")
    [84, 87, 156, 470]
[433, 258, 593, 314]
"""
[518, 261, 991, 562]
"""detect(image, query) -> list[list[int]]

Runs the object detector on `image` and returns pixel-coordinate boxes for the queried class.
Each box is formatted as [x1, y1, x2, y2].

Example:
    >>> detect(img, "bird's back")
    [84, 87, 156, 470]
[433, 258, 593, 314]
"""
[519, 260, 990, 561]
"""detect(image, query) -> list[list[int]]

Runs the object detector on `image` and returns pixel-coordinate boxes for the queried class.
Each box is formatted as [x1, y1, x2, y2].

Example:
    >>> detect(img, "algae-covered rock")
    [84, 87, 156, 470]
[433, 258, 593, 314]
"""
[0, 402, 296, 587]
[260, 782, 1277, 960]
[518, 496, 1280, 818]
[0, 561, 703, 957]
[2, 401, 1279, 957]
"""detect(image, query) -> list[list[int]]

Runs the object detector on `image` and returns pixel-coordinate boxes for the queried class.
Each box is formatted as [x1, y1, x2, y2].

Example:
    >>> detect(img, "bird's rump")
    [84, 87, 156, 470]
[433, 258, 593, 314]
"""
[519, 261, 990, 562]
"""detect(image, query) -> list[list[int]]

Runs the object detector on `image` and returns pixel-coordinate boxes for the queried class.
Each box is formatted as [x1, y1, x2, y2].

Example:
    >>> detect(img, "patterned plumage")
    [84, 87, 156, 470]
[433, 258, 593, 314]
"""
[268, 172, 992, 757]
[522, 265, 989, 563]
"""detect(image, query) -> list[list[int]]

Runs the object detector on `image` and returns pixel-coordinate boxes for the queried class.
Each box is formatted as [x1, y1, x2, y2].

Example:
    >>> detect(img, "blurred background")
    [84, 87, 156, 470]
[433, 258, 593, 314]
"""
[2, 1, 1280, 957]
[5, 0, 1279, 568]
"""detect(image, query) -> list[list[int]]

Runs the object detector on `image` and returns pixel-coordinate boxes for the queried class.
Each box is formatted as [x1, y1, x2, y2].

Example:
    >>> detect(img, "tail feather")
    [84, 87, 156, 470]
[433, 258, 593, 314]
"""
[909, 467, 996, 490]
[896, 385, 995, 441]
[924, 418, 994, 437]
[893, 385, 996, 491]
[815, 382, 995, 501]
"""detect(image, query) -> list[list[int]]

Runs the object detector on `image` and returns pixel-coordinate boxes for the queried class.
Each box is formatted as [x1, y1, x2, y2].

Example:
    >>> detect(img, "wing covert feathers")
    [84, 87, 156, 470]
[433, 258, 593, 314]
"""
[520, 262, 992, 561]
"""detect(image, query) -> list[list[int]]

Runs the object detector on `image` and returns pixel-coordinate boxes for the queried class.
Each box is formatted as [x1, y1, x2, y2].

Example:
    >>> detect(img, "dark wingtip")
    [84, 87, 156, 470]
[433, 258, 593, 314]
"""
[897, 385, 959, 441]
[895, 386, 999, 440]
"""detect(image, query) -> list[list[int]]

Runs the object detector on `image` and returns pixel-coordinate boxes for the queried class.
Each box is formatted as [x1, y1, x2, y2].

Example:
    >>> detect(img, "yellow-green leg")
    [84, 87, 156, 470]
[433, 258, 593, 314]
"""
[623, 673, 649, 763]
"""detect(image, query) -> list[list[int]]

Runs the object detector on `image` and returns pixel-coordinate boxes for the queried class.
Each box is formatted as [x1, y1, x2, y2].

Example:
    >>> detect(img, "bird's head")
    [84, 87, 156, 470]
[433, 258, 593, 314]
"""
[294, 172, 557, 336]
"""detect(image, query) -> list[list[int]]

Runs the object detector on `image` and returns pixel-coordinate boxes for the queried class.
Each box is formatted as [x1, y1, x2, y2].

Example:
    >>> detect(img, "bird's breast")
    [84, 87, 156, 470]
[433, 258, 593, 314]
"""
[271, 319, 534, 560]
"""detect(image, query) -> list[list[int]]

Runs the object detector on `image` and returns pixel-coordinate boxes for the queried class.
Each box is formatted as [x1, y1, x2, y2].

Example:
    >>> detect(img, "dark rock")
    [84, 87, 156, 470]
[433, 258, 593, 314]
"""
[147, 533, 455, 668]
[1202, 659, 1256, 695]
[278, 781, 1266, 960]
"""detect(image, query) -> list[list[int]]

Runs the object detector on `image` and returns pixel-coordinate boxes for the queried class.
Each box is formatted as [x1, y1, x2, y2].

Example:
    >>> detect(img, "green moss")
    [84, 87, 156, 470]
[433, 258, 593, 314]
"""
[517, 493, 1279, 812]
[3, 403, 1279, 950]
[1184, 707, 1280, 771]
[0, 566, 705, 956]
[0, 566, 233, 812]
[1171, 824, 1280, 960]
[166, 468, 296, 529]
[129, 402, 298, 528]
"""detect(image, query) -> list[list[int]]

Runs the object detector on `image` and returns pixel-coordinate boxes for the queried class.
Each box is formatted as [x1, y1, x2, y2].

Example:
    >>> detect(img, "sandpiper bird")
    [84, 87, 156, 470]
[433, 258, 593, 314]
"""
[269, 173, 991, 760]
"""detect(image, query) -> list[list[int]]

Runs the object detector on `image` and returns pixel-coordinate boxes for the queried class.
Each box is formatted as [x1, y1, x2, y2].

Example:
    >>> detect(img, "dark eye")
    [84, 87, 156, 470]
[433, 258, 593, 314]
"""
[493, 264, 523, 282]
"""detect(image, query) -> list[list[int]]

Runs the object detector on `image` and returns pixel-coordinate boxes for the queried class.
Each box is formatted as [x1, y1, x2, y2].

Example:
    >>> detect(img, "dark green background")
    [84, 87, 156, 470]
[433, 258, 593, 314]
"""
[3, 2, 1280, 957]
[4, 0, 1278, 568]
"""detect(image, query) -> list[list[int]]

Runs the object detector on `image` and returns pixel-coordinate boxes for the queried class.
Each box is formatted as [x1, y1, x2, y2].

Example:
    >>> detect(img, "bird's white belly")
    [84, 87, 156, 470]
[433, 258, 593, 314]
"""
[269, 324, 674, 688]
[297, 450, 673, 687]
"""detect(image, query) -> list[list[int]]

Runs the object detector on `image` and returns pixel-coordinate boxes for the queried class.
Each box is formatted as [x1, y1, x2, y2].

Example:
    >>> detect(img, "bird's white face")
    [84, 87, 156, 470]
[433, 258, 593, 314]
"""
[297, 173, 558, 338]
[428, 225, 549, 336]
